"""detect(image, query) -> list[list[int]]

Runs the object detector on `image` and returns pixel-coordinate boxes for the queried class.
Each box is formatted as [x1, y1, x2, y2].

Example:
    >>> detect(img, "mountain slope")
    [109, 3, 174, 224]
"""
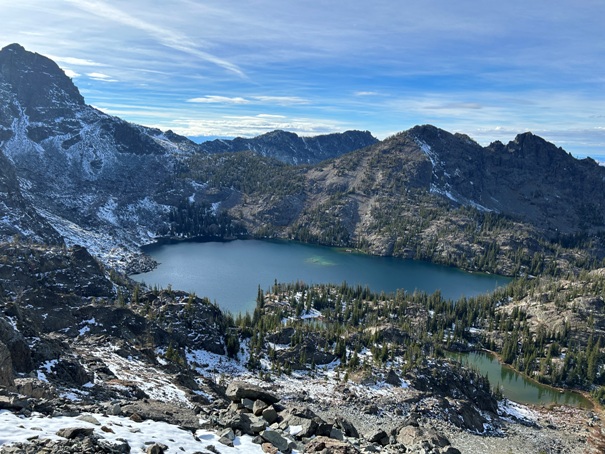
[0, 44, 187, 265]
[406, 125, 605, 232]
[187, 126, 605, 275]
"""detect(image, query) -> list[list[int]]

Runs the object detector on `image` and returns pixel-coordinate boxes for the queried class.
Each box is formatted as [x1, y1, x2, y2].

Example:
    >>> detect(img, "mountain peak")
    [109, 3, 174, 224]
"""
[1, 43, 27, 53]
[0, 43, 85, 115]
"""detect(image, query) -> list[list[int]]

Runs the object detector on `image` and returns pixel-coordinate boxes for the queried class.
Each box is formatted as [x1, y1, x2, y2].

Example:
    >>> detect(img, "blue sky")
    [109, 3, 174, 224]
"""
[2, 0, 605, 161]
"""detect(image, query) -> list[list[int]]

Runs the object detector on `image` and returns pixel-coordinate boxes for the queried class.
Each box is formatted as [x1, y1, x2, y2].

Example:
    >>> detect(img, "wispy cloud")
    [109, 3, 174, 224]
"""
[49, 55, 106, 67]
[251, 96, 308, 105]
[63, 69, 80, 79]
[65, 0, 246, 78]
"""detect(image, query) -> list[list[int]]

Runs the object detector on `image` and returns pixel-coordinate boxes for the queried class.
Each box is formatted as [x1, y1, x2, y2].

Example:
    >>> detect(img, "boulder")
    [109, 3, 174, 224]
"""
[304, 436, 360, 453]
[335, 417, 359, 438]
[224, 412, 254, 435]
[218, 436, 234, 447]
[146, 443, 168, 454]
[121, 400, 200, 430]
[250, 418, 267, 434]
[242, 397, 255, 411]
[56, 427, 94, 439]
[385, 369, 401, 386]
[13, 378, 56, 399]
[77, 414, 101, 425]
[226, 381, 280, 404]
[254, 399, 270, 416]
[262, 406, 279, 424]
[396, 425, 450, 450]
[261, 429, 291, 453]
[220, 428, 235, 441]
[365, 429, 389, 445]
[0, 394, 29, 410]
[262, 442, 279, 454]
[330, 428, 344, 441]
[286, 415, 318, 439]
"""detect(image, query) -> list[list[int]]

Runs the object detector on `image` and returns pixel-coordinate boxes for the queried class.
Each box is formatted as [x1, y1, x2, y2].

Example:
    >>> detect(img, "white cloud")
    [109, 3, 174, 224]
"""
[251, 96, 308, 105]
[50, 55, 105, 67]
[187, 96, 250, 104]
[63, 69, 80, 78]
[187, 95, 308, 106]
[87, 72, 118, 82]
[156, 114, 346, 138]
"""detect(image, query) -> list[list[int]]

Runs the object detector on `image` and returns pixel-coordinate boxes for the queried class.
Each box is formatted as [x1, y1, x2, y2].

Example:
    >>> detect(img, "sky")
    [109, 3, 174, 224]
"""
[1, 0, 604, 161]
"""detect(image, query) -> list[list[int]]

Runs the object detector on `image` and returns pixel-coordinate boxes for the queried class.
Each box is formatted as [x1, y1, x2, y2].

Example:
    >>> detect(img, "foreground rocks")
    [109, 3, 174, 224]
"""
[211, 382, 464, 453]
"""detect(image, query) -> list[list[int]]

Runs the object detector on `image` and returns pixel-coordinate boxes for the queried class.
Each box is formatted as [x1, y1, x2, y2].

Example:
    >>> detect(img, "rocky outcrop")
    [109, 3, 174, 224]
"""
[0, 340, 13, 387]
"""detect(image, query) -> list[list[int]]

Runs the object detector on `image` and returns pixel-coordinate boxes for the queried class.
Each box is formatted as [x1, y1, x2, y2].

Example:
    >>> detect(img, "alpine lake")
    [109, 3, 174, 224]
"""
[130, 238, 592, 408]
[132, 239, 508, 314]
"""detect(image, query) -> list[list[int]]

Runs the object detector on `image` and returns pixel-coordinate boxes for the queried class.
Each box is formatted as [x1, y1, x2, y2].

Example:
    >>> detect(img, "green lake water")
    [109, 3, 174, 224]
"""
[448, 351, 593, 408]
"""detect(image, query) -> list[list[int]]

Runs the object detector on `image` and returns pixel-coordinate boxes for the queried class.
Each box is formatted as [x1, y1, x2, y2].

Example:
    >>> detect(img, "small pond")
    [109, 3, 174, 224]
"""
[448, 351, 593, 408]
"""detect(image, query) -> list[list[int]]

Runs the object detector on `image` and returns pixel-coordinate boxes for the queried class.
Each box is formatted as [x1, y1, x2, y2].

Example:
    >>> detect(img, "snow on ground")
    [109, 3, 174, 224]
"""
[87, 346, 192, 405]
[498, 399, 537, 423]
[0, 410, 264, 453]
[186, 343, 251, 383]
[37, 359, 58, 382]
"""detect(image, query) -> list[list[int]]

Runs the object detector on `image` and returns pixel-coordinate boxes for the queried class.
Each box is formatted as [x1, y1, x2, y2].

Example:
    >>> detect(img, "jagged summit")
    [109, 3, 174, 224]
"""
[0, 43, 85, 115]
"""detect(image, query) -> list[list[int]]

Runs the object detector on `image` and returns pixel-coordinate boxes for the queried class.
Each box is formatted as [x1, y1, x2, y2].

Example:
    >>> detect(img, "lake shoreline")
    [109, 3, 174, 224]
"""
[480, 348, 599, 410]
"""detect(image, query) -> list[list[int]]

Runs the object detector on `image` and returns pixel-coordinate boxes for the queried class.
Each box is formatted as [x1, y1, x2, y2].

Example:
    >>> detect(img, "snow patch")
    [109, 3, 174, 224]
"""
[0, 410, 265, 453]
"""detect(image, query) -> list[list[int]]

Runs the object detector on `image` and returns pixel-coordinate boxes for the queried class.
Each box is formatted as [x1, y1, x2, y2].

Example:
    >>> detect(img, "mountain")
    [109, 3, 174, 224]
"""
[197, 129, 378, 164]
[0, 43, 604, 275]
[0, 44, 190, 268]
[407, 125, 605, 232]
[0, 44, 379, 270]
[185, 126, 605, 275]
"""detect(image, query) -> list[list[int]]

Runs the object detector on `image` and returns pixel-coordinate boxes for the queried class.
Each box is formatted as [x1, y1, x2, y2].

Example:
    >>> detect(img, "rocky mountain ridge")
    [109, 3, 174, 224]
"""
[197, 129, 378, 165]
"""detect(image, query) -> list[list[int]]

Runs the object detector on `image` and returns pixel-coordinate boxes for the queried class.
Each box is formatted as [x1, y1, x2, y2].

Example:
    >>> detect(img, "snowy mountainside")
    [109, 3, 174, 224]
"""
[0, 44, 198, 269]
